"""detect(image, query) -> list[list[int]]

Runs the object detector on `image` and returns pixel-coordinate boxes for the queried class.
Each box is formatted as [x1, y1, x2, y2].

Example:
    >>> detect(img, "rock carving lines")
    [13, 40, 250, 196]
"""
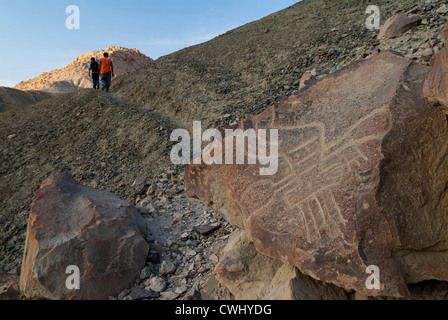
[244, 106, 392, 245]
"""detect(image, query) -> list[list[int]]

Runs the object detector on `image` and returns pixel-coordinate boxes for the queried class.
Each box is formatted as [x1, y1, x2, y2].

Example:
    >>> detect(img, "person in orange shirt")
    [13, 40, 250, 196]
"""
[99, 52, 115, 92]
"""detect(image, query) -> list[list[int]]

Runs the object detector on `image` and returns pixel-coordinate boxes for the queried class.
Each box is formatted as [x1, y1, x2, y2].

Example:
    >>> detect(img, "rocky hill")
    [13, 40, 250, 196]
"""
[2, 0, 448, 300]
[113, 0, 446, 130]
[15, 46, 153, 94]
[0, 87, 52, 113]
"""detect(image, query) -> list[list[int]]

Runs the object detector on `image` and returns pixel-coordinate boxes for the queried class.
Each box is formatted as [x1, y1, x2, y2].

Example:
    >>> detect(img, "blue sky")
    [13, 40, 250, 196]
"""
[0, 0, 298, 87]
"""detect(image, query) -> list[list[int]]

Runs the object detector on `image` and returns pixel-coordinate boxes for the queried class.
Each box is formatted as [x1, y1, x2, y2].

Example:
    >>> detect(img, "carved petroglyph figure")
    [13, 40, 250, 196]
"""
[241, 106, 392, 246]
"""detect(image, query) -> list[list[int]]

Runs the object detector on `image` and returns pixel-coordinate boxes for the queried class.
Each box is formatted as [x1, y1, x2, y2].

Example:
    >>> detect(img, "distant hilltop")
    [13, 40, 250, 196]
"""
[15, 46, 153, 94]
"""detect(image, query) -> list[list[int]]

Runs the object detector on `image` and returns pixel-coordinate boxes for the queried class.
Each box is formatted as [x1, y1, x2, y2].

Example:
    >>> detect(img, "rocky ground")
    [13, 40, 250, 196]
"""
[112, 166, 235, 300]
[2, 0, 448, 300]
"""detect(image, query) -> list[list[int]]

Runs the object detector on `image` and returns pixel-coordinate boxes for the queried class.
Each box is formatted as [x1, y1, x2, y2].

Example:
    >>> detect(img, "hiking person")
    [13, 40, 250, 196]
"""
[99, 52, 114, 92]
[88, 57, 100, 90]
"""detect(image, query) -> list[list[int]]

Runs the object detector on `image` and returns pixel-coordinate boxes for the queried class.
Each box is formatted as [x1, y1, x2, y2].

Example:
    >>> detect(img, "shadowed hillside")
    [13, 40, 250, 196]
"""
[0, 87, 52, 113]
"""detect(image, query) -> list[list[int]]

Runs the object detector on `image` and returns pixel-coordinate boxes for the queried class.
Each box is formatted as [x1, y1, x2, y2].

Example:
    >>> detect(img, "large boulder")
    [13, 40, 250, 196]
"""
[215, 230, 347, 300]
[185, 50, 448, 298]
[19, 173, 149, 300]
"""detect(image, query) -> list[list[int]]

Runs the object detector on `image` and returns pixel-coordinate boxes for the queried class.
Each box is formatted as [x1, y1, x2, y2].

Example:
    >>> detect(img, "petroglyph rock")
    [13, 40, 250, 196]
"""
[185, 51, 448, 298]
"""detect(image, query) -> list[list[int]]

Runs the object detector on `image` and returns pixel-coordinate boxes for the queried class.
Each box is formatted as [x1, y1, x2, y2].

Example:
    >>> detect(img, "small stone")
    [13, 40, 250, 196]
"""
[149, 277, 167, 293]
[146, 184, 156, 196]
[132, 177, 147, 187]
[209, 254, 219, 263]
[173, 213, 183, 223]
[198, 267, 210, 274]
[182, 285, 202, 300]
[299, 71, 314, 89]
[149, 242, 165, 253]
[161, 291, 180, 300]
[90, 178, 100, 189]
[186, 249, 197, 257]
[160, 196, 170, 205]
[137, 199, 151, 208]
[187, 262, 195, 271]
[418, 47, 434, 58]
[437, 4, 448, 15]
[193, 225, 221, 236]
[175, 285, 188, 295]
[7, 134, 17, 140]
[130, 288, 159, 300]
[180, 232, 191, 240]
[134, 184, 147, 196]
[140, 266, 152, 280]
[118, 289, 131, 300]
[310, 68, 320, 76]
[148, 208, 158, 215]
[160, 260, 177, 276]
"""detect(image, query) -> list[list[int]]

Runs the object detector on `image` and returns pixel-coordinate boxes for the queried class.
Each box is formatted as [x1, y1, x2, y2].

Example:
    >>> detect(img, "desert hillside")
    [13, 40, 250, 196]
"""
[0, 87, 52, 113]
[2, 0, 448, 301]
[114, 0, 444, 129]
[15, 46, 153, 94]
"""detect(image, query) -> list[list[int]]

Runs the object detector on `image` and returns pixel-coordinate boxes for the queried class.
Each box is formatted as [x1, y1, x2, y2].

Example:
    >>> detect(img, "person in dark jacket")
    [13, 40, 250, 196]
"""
[88, 57, 100, 90]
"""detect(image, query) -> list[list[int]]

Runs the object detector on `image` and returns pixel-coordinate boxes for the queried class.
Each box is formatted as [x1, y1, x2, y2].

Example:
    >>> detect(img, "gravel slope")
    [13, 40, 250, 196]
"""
[0, 87, 52, 113]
